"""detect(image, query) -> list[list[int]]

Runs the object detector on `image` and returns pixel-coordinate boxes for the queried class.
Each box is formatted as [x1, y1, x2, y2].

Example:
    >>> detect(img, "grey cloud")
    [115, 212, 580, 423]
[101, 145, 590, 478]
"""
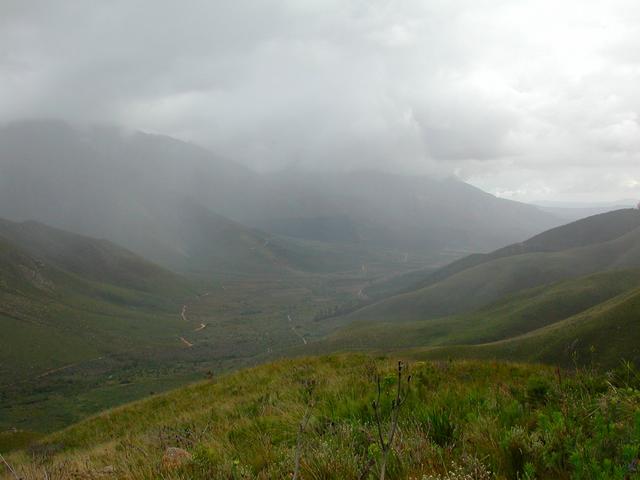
[1, 0, 640, 202]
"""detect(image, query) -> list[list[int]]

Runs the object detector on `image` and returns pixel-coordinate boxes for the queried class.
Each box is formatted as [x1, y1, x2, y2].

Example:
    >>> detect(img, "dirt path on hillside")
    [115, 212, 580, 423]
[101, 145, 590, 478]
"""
[35, 356, 106, 380]
[287, 314, 307, 345]
[179, 292, 214, 344]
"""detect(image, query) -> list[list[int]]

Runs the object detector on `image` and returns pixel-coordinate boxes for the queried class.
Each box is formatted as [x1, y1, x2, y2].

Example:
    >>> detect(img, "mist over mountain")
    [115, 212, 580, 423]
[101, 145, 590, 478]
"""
[254, 169, 561, 252]
[0, 120, 561, 272]
[535, 200, 638, 222]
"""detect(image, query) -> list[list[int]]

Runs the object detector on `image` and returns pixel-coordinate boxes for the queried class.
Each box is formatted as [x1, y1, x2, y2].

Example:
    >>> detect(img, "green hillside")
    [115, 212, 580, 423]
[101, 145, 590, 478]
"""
[318, 269, 640, 353]
[346, 218, 640, 325]
[308, 211, 640, 375]
[309, 210, 640, 370]
[412, 284, 640, 368]
[367, 208, 640, 300]
[0, 218, 186, 295]
[4, 354, 640, 479]
[519, 208, 640, 250]
[0, 223, 195, 384]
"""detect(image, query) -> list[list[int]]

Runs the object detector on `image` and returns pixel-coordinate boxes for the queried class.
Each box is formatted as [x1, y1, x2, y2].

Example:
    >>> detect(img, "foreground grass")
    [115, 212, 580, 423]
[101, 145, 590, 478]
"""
[4, 354, 640, 479]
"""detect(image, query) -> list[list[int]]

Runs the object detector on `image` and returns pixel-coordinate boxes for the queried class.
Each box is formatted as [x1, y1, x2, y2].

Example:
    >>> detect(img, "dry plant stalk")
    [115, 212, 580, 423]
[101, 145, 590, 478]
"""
[372, 361, 411, 480]
[0, 453, 20, 480]
[293, 379, 316, 480]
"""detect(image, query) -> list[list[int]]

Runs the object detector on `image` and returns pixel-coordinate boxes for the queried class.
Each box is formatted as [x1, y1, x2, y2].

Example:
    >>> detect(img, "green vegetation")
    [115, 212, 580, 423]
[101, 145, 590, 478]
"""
[1, 216, 427, 436]
[319, 270, 640, 359]
[376, 208, 640, 299]
[3, 204, 640, 479]
[311, 210, 640, 373]
[0, 228, 193, 384]
[411, 284, 640, 368]
[289, 209, 640, 406]
[4, 354, 640, 479]
[351, 210, 640, 325]
[0, 218, 187, 294]
[344, 225, 640, 327]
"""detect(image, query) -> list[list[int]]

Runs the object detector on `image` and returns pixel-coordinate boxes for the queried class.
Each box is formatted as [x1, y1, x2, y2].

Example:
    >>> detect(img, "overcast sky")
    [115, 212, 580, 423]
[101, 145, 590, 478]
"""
[1, 0, 640, 203]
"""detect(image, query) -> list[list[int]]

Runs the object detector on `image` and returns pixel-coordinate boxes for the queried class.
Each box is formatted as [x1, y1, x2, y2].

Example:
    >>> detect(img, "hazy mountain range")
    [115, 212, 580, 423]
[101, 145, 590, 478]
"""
[0, 120, 563, 273]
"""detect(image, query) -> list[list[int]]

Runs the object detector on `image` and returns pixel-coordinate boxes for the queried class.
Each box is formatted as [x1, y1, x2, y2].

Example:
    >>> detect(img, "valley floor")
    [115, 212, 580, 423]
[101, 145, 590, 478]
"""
[0, 256, 429, 435]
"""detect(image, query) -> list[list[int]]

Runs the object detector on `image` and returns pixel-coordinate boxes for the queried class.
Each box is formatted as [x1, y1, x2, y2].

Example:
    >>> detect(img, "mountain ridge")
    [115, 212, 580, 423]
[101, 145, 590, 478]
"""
[0, 120, 562, 273]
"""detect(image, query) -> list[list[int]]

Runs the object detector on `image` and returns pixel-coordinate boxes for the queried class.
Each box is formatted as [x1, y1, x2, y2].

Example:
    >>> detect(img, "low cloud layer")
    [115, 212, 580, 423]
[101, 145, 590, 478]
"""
[1, 0, 640, 202]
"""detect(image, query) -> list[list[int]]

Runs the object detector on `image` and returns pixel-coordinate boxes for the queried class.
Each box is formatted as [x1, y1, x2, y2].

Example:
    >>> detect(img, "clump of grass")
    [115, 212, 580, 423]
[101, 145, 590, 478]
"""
[418, 407, 457, 448]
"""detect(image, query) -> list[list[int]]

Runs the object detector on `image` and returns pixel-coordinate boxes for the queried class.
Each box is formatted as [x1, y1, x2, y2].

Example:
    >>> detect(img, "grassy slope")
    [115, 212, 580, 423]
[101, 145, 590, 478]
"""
[343, 224, 640, 326]
[0, 218, 186, 295]
[365, 208, 640, 302]
[0, 227, 195, 384]
[411, 284, 640, 368]
[4, 355, 640, 479]
[0, 276, 190, 384]
[316, 269, 640, 353]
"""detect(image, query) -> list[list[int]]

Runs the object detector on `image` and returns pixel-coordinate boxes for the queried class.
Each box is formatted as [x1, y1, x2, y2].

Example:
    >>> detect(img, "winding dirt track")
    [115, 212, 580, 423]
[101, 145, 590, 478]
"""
[287, 314, 307, 345]
[178, 291, 214, 346]
[35, 356, 105, 380]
